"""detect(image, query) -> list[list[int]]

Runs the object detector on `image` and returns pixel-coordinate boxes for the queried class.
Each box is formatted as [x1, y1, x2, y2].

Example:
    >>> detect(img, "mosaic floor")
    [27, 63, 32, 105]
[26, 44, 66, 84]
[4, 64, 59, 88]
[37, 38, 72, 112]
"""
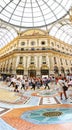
[0, 107, 10, 116]
[21, 108, 72, 124]
[0, 81, 72, 130]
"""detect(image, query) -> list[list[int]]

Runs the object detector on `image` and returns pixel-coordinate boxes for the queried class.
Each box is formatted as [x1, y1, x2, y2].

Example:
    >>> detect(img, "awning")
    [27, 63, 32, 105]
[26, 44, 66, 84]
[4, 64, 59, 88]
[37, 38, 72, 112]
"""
[16, 64, 24, 70]
[41, 64, 49, 70]
[28, 64, 36, 70]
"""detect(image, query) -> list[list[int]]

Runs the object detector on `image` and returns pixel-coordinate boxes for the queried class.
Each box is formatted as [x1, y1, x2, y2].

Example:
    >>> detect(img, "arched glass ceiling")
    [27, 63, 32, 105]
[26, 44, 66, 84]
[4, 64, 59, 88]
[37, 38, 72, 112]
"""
[0, 25, 17, 48]
[0, 0, 72, 28]
[49, 20, 72, 44]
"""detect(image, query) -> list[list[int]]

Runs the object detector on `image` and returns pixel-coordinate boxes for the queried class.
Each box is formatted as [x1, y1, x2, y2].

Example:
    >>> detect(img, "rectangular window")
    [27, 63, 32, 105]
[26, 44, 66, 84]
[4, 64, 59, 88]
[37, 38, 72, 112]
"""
[30, 56, 34, 64]
[42, 56, 46, 64]
[19, 57, 23, 64]
[65, 60, 68, 65]
[21, 42, 25, 45]
[60, 58, 63, 65]
[54, 57, 57, 64]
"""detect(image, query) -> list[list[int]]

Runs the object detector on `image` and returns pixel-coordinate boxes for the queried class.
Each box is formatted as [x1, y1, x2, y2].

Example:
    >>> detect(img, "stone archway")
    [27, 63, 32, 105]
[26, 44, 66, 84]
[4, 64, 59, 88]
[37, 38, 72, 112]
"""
[28, 64, 36, 77]
[41, 64, 49, 77]
[16, 64, 24, 75]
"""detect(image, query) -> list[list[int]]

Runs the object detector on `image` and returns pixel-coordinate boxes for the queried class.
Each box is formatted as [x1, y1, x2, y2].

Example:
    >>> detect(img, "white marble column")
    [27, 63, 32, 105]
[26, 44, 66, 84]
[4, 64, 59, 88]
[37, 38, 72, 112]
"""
[16, 56, 20, 68]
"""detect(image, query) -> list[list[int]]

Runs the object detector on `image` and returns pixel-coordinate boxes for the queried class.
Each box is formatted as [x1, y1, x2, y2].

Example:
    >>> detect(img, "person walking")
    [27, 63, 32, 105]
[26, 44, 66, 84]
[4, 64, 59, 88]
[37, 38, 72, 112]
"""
[57, 75, 68, 100]
[21, 77, 25, 90]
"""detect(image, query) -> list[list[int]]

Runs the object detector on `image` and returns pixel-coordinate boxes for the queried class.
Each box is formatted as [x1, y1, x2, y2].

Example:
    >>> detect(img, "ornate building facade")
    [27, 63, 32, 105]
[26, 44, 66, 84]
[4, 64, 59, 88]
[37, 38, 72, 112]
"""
[0, 29, 72, 77]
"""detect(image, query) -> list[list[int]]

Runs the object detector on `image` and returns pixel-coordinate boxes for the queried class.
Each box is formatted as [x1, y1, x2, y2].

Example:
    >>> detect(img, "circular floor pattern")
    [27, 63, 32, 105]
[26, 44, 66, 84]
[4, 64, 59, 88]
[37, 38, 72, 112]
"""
[37, 89, 58, 97]
[21, 108, 72, 124]
[43, 111, 62, 117]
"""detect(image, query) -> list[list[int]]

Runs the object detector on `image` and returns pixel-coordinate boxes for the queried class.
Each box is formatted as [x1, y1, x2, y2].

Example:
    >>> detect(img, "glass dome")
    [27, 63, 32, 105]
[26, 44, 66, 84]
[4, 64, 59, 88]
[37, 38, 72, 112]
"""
[49, 20, 72, 44]
[0, 24, 17, 48]
[0, 0, 72, 28]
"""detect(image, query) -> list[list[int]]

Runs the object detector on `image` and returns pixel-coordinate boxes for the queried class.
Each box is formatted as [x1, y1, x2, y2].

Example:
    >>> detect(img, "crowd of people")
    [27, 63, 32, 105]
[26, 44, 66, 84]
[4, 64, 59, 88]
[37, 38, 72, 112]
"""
[3, 73, 72, 100]
[7, 76, 53, 92]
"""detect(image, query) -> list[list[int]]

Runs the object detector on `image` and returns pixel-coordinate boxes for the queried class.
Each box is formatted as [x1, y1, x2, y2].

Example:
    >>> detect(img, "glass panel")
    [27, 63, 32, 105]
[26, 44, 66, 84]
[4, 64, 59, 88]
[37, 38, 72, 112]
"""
[0, 0, 71, 28]
[0, 26, 17, 48]
[49, 21, 72, 44]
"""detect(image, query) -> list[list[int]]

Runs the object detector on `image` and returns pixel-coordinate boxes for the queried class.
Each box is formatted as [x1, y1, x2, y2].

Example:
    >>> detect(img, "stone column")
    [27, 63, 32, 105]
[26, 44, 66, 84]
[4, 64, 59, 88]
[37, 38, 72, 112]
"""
[36, 55, 41, 77]
[48, 54, 54, 75]
[12, 56, 18, 74]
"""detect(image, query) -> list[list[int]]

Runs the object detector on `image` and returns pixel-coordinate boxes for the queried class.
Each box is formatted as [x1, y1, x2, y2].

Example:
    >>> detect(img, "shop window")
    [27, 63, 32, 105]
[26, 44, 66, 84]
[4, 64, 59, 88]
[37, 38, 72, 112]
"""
[41, 70, 49, 75]
[42, 47, 46, 50]
[28, 70, 36, 77]
[31, 48, 35, 50]
[16, 70, 24, 75]
[21, 48, 24, 51]
[21, 42, 25, 45]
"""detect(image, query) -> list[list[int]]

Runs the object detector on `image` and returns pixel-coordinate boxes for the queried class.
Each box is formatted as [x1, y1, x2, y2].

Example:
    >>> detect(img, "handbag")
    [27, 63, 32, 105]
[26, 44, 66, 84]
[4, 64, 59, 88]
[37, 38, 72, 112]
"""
[63, 85, 68, 91]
